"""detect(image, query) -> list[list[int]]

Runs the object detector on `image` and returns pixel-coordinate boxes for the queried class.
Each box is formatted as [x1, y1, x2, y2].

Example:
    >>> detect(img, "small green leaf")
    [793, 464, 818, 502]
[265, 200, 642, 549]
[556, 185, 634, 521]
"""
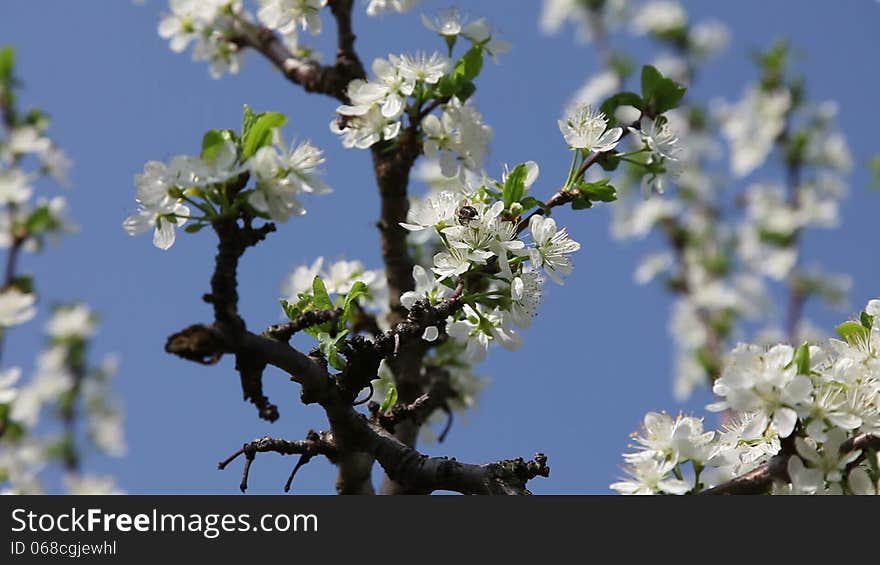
[792, 343, 811, 375]
[380, 382, 398, 413]
[10, 275, 34, 294]
[25, 206, 54, 233]
[518, 196, 544, 213]
[241, 104, 258, 141]
[757, 228, 797, 247]
[570, 197, 592, 210]
[318, 330, 348, 371]
[836, 321, 870, 345]
[502, 163, 529, 207]
[577, 178, 617, 202]
[311, 276, 334, 310]
[861, 311, 875, 330]
[436, 75, 457, 98]
[599, 91, 644, 126]
[342, 281, 369, 324]
[597, 152, 622, 171]
[240, 108, 287, 160]
[201, 129, 236, 163]
[640, 65, 687, 115]
[184, 223, 206, 234]
[454, 46, 484, 82]
[870, 156, 880, 190]
[455, 79, 476, 102]
[279, 298, 302, 321]
[0, 45, 14, 84]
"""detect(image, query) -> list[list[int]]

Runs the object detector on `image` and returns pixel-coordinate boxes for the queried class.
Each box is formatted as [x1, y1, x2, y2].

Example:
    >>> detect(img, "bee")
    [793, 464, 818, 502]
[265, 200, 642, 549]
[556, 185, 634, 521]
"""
[456, 201, 479, 226]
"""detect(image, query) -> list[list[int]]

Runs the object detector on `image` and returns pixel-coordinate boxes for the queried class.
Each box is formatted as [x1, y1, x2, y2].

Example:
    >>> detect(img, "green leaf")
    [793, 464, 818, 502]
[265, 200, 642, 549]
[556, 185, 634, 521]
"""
[502, 163, 529, 208]
[318, 330, 348, 371]
[518, 196, 544, 213]
[380, 382, 398, 413]
[25, 206, 54, 233]
[436, 75, 457, 98]
[861, 311, 875, 330]
[311, 276, 334, 309]
[0, 45, 14, 84]
[455, 79, 476, 102]
[578, 178, 617, 202]
[10, 275, 34, 294]
[792, 343, 811, 375]
[279, 298, 301, 321]
[183, 223, 206, 234]
[836, 321, 870, 345]
[201, 129, 236, 163]
[342, 281, 369, 324]
[757, 228, 797, 247]
[436, 73, 476, 102]
[570, 196, 592, 210]
[240, 107, 287, 160]
[870, 156, 880, 190]
[599, 91, 644, 126]
[454, 46, 484, 82]
[640, 65, 687, 115]
[597, 152, 622, 171]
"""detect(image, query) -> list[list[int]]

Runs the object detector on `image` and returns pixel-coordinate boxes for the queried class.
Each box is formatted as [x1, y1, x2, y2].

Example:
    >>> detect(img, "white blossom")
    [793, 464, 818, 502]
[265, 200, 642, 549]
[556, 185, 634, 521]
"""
[558, 104, 622, 153]
[0, 289, 37, 328]
[0, 367, 21, 404]
[365, 0, 417, 17]
[46, 303, 96, 340]
[610, 456, 691, 495]
[0, 168, 33, 205]
[509, 270, 544, 329]
[717, 86, 791, 177]
[528, 215, 581, 284]
[257, 0, 326, 37]
[393, 52, 449, 85]
[631, 1, 687, 35]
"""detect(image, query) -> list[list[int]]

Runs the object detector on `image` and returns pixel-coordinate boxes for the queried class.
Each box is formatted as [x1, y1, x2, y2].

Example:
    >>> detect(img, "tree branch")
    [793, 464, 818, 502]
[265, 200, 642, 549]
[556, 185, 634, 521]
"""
[228, 1, 365, 102]
[218, 432, 337, 493]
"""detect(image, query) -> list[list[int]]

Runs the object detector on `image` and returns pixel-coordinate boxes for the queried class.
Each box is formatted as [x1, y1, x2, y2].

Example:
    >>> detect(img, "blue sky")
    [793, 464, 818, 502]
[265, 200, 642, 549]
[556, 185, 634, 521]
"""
[1, 0, 878, 494]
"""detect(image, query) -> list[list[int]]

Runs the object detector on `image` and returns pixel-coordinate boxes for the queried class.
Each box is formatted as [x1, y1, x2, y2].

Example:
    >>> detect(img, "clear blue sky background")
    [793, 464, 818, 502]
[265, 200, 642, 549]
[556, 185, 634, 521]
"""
[1, 1, 878, 494]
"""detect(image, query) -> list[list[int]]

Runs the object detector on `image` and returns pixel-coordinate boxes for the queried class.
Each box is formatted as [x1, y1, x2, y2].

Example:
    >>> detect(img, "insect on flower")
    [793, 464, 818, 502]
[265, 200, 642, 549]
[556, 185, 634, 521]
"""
[456, 201, 479, 226]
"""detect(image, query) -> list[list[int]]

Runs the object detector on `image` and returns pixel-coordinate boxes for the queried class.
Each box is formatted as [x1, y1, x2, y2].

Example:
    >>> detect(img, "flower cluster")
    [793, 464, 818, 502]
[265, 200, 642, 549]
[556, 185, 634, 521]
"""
[0, 304, 125, 495]
[0, 47, 121, 495]
[283, 256, 389, 320]
[559, 2, 851, 402]
[613, 299, 880, 495]
[716, 86, 791, 178]
[256, 0, 326, 51]
[365, 0, 417, 17]
[539, 0, 629, 42]
[401, 162, 580, 362]
[124, 106, 331, 249]
[332, 12, 507, 178]
[333, 51, 451, 148]
[159, 0, 245, 78]
[158, 0, 423, 77]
